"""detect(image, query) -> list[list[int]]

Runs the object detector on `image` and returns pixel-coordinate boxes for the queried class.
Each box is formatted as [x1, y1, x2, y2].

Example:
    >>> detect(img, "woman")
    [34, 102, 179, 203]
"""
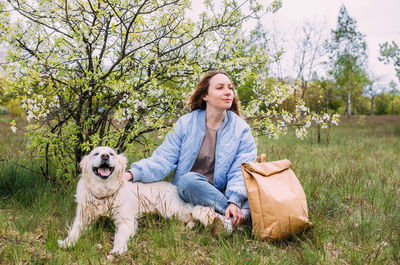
[124, 70, 257, 227]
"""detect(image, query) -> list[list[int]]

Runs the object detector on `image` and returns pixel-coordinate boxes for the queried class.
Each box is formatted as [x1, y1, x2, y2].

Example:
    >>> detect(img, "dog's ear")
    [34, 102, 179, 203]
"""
[117, 153, 128, 172]
[80, 154, 90, 175]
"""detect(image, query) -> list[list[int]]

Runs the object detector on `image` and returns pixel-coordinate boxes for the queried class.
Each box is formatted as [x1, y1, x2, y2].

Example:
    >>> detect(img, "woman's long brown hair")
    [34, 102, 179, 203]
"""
[187, 70, 242, 117]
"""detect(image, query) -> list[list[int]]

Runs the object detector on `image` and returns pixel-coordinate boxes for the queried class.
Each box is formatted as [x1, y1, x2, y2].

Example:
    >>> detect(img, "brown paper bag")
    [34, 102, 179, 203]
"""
[241, 154, 312, 240]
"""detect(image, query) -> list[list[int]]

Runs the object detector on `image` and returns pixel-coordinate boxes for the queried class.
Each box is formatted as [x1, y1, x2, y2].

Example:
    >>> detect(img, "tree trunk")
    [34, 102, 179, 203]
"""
[391, 100, 394, 115]
[326, 123, 331, 146]
[370, 96, 374, 115]
[347, 79, 351, 118]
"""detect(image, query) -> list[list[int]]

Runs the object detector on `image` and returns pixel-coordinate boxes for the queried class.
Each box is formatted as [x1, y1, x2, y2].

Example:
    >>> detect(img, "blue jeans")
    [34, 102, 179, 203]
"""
[177, 172, 249, 215]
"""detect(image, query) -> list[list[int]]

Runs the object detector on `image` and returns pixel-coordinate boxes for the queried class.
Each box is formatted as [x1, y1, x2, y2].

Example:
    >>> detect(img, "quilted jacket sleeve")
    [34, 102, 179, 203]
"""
[225, 124, 257, 207]
[128, 118, 183, 183]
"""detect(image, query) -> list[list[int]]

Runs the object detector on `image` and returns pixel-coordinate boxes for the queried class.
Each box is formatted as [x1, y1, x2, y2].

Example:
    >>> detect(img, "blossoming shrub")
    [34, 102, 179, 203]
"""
[1, 0, 338, 183]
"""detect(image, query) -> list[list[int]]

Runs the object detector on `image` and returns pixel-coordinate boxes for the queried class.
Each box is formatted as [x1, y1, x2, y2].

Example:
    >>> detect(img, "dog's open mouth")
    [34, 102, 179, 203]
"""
[93, 164, 114, 179]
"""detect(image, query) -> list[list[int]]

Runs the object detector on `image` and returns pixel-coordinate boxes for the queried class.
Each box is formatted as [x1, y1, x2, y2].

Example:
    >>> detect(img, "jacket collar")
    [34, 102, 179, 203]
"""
[197, 109, 231, 133]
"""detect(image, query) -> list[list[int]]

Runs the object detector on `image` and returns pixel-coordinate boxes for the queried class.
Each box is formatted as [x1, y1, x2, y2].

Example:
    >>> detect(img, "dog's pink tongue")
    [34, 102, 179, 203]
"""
[98, 167, 111, 177]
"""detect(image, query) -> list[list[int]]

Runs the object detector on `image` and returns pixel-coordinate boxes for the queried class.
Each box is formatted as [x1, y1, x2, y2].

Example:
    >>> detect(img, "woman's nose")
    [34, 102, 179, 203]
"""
[224, 87, 233, 95]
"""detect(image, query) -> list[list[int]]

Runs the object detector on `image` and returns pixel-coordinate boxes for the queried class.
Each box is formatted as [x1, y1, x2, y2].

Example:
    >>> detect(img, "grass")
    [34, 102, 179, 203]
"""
[0, 115, 399, 264]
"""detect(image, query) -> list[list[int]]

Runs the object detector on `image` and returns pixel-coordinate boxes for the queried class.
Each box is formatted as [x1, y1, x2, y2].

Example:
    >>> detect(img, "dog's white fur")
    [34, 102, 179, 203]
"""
[58, 146, 231, 255]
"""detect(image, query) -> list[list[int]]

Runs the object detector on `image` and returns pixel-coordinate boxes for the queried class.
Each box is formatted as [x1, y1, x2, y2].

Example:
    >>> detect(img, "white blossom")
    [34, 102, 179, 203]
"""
[295, 127, 307, 139]
[10, 120, 17, 133]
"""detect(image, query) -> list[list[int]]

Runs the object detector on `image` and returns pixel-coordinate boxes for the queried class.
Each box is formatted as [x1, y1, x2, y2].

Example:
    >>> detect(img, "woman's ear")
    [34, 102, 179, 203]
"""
[203, 94, 208, 102]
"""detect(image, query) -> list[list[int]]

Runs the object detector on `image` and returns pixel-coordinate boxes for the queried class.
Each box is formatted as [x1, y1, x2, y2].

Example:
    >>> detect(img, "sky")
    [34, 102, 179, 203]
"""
[257, 0, 400, 86]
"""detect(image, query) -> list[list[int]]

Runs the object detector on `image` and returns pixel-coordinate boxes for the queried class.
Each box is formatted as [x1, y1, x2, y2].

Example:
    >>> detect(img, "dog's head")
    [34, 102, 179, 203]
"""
[80, 146, 128, 196]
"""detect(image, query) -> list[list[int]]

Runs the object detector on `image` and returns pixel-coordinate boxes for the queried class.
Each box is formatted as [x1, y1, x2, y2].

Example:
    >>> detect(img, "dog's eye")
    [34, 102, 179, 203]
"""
[93, 153, 99, 156]
[110, 153, 115, 156]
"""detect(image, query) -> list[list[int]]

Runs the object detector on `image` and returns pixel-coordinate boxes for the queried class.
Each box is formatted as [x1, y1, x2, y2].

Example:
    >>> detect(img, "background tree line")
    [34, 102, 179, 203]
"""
[244, 4, 400, 117]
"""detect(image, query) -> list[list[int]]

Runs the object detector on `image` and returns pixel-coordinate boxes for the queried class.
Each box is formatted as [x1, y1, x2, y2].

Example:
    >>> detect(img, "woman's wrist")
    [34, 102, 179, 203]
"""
[124, 171, 133, 181]
[228, 202, 240, 208]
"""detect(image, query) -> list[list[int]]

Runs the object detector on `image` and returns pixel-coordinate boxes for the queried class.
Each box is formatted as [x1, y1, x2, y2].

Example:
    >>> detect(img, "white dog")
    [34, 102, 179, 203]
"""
[58, 146, 232, 255]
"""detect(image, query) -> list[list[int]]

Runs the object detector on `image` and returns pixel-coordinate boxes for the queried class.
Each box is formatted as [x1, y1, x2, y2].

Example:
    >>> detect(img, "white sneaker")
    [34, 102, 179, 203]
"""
[212, 215, 234, 236]
[221, 216, 234, 233]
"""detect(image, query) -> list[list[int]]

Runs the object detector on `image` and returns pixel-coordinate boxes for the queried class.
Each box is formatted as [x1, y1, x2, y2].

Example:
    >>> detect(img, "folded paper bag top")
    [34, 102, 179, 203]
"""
[242, 159, 292, 177]
[241, 156, 312, 240]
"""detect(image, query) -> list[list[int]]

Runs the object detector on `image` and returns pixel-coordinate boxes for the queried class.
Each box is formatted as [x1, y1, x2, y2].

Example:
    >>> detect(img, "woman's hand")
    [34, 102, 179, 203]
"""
[124, 171, 133, 181]
[225, 203, 244, 226]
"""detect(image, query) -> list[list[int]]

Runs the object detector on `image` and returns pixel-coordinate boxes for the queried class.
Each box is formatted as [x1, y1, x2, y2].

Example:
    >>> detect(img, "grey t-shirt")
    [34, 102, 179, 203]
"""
[190, 125, 217, 184]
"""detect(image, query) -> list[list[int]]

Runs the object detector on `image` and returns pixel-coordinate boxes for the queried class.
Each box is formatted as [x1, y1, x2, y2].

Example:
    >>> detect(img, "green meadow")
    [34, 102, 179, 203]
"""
[0, 115, 399, 264]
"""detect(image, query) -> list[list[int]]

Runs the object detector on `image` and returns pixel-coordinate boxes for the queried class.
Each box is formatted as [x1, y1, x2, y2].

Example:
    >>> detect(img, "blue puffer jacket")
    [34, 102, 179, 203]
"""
[128, 109, 257, 207]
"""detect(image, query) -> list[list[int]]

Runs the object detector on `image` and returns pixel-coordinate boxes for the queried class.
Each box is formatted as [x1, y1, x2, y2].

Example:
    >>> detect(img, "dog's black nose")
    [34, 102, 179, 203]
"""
[101, 153, 109, 160]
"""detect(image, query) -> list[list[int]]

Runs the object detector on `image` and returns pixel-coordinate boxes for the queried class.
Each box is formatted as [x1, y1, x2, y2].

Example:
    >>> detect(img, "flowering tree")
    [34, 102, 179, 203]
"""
[215, 23, 340, 141]
[1, 0, 337, 183]
[0, 0, 268, 180]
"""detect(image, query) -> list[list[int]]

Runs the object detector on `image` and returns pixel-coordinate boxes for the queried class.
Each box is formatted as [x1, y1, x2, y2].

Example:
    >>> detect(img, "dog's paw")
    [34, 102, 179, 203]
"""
[58, 239, 69, 248]
[191, 205, 216, 226]
[186, 221, 195, 230]
[110, 245, 127, 255]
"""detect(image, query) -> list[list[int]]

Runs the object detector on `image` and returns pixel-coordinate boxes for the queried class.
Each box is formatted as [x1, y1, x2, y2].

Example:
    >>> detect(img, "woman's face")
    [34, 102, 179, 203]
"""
[203, 74, 234, 111]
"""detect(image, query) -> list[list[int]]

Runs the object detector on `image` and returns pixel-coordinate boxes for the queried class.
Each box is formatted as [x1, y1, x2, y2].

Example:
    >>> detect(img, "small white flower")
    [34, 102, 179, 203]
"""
[295, 127, 307, 139]
[299, 105, 308, 112]
[282, 113, 292, 123]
